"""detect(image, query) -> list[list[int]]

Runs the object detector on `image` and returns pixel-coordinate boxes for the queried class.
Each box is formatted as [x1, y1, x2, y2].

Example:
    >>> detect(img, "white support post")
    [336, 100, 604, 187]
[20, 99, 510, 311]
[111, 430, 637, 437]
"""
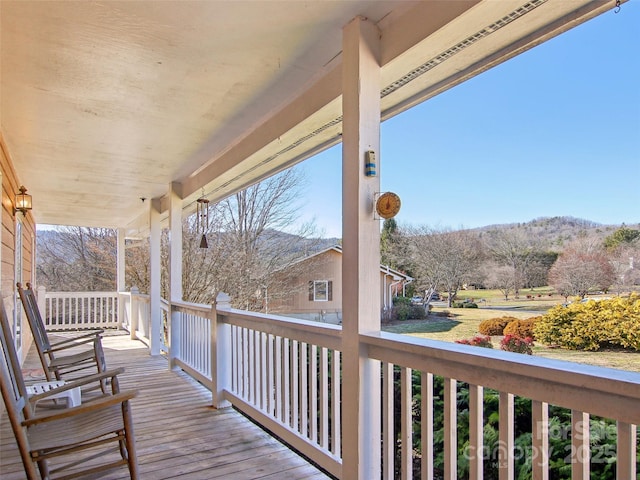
[212, 292, 232, 408]
[341, 16, 382, 480]
[129, 286, 139, 341]
[168, 183, 183, 303]
[168, 183, 183, 369]
[116, 228, 126, 292]
[169, 307, 181, 369]
[149, 198, 162, 355]
[116, 228, 126, 328]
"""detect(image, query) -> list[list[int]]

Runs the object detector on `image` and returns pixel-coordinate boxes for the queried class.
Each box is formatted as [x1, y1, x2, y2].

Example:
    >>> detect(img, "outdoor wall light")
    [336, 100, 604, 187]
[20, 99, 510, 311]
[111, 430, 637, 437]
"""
[196, 196, 209, 249]
[15, 186, 32, 216]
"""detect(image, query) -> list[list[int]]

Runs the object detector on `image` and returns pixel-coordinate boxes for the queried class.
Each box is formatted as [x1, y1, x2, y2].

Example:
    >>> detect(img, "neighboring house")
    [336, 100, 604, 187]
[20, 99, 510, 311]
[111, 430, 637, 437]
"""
[268, 246, 412, 324]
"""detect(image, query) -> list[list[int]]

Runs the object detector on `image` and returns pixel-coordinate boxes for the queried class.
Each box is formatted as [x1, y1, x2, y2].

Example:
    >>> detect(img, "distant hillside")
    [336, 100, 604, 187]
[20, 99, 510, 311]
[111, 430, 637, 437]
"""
[258, 228, 339, 257]
[257, 217, 636, 254]
[36, 216, 636, 254]
[473, 216, 638, 251]
[36, 227, 339, 260]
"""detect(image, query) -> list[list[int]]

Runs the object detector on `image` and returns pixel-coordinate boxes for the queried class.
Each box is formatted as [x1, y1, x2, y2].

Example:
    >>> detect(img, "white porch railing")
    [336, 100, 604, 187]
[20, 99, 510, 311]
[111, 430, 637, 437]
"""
[220, 307, 343, 478]
[167, 298, 639, 480]
[38, 289, 640, 479]
[364, 331, 640, 480]
[38, 287, 120, 330]
[166, 298, 343, 478]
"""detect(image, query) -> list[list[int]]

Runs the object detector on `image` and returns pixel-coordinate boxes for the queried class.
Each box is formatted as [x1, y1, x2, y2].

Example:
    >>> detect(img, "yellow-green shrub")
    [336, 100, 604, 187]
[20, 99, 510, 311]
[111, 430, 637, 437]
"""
[533, 294, 640, 351]
[478, 316, 518, 336]
[503, 317, 541, 339]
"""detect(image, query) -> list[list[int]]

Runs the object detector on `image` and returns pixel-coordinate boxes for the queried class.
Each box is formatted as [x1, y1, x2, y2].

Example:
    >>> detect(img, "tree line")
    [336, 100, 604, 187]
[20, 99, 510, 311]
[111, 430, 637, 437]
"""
[381, 219, 639, 306]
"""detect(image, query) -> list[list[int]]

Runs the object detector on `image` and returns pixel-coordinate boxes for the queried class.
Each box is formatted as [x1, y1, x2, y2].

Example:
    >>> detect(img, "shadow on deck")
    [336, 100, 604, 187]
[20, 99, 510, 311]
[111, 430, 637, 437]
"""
[0, 331, 332, 479]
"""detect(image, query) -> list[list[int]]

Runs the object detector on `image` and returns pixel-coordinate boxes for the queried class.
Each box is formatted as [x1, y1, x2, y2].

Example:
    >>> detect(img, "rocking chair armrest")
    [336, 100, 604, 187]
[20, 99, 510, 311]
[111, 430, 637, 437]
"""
[22, 390, 138, 427]
[27, 368, 126, 403]
[48, 330, 104, 349]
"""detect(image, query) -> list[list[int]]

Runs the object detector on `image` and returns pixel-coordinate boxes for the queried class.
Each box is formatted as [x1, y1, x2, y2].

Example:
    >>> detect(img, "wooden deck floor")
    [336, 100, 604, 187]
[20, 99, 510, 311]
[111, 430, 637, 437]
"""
[1, 331, 332, 479]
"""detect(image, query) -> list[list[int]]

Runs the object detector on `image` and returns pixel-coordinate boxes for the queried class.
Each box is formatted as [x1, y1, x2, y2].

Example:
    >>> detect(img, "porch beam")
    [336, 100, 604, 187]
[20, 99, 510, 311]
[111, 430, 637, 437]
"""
[341, 16, 381, 480]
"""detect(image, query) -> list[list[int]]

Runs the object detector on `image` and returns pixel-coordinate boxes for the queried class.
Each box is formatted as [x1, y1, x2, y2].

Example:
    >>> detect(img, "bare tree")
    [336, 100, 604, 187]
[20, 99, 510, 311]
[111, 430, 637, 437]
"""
[37, 227, 117, 291]
[181, 167, 326, 309]
[485, 264, 517, 301]
[548, 240, 615, 299]
[125, 238, 150, 293]
[603, 230, 640, 294]
[180, 209, 241, 304]
[403, 226, 482, 307]
[484, 229, 539, 298]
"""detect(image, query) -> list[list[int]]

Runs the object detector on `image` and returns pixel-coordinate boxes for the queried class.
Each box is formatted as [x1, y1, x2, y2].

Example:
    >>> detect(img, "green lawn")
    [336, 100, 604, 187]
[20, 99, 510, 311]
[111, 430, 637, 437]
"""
[383, 292, 640, 373]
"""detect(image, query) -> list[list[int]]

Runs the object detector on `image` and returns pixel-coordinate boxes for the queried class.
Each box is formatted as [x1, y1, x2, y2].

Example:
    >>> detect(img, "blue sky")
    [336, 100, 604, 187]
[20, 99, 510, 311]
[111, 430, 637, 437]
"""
[295, 2, 640, 238]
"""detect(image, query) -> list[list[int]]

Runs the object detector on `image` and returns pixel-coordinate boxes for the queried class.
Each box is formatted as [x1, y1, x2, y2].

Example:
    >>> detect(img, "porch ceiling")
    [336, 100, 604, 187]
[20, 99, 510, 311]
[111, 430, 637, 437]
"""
[0, 0, 616, 235]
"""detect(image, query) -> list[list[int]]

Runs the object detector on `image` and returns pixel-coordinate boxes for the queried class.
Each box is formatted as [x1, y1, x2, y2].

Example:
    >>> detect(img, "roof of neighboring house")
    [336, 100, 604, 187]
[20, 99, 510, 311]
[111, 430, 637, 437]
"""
[290, 245, 413, 282]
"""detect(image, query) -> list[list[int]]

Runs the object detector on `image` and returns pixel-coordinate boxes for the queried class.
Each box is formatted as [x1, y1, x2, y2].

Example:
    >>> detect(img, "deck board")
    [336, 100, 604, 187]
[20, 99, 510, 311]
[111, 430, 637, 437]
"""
[1, 331, 333, 479]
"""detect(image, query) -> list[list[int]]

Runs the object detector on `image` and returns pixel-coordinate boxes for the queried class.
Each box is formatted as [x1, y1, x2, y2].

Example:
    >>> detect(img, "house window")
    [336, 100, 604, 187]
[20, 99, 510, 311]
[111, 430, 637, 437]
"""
[309, 280, 332, 302]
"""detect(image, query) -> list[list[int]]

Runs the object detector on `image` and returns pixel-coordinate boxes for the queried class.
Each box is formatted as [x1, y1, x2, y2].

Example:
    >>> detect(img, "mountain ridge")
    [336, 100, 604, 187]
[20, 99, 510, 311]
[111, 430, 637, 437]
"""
[36, 216, 637, 252]
[470, 216, 638, 250]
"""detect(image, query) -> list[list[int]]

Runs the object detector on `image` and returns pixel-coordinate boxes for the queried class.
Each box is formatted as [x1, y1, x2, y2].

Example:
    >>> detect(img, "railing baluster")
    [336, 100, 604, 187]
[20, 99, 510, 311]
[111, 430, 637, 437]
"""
[421, 372, 433, 480]
[469, 383, 484, 480]
[401, 366, 413, 480]
[616, 421, 636, 480]
[192, 315, 197, 370]
[242, 328, 249, 399]
[232, 326, 239, 393]
[182, 314, 188, 368]
[300, 342, 309, 438]
[499, 392, 514, 480]
[320, 346, 329, 450]
[444, 377, 457, 479]
[267, 333, 275, 416]
[331, 349, 341, 457]
[259, 331, 266, 410]
[248, 329, 255, 404]
[532, 400, 549, 480]
[283, 337, 291, 425]
[275, 336, 283, 421]
[382, 362, 394, 480]
[571, 410, 590, 480]
[205, 317, 211, 378]
[310, 344, 318, 443]
[291, 340, 299, 431]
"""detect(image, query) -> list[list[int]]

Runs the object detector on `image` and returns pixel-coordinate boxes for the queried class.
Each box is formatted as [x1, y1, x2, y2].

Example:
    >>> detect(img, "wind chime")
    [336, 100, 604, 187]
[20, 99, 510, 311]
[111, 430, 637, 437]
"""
[196, 195, 210, 249]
